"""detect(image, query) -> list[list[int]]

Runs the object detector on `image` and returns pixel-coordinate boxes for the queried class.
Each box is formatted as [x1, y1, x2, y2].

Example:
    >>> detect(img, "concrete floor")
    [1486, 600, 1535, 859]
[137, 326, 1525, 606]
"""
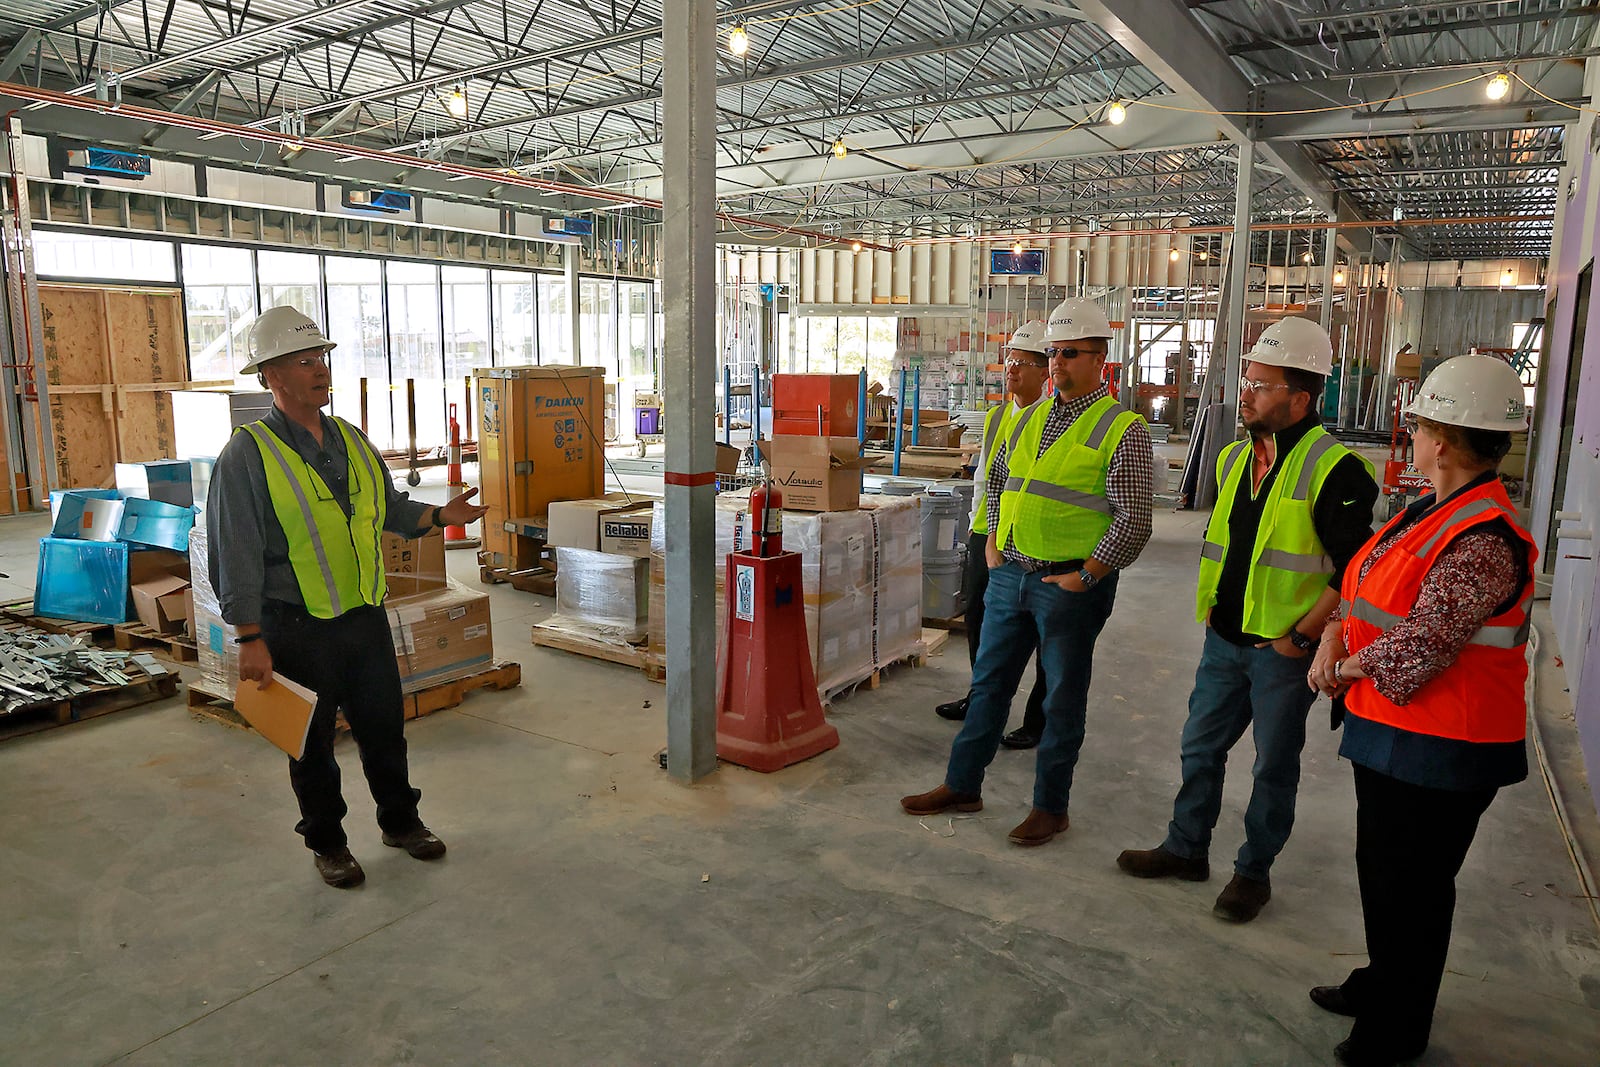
[3, 484, 1598, 1066]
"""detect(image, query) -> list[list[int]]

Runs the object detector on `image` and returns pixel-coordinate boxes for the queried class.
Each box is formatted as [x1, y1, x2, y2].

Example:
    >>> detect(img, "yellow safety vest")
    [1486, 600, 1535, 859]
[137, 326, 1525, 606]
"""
[1194, 426, 1372, 636]
[994, 395, 1139, 561]
[242, 417, 389, 619]
[971, 401, 1026, 535]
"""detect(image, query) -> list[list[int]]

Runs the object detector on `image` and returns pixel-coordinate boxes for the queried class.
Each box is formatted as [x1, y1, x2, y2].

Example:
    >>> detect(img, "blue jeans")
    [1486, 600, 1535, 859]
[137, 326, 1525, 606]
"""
[945, 561, 1119, 814]
[1163, 627, 1317, 881]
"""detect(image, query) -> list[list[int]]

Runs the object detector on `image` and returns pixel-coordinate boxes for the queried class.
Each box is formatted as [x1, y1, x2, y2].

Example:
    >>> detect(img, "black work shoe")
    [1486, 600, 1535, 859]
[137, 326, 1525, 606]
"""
[314, 848, 365, 888]
[1116, 845, 1210, 881]
[1310, 985, 1358, 1018]
[381, 827, 447, 860]
[999, 727, 1041, 750]
[935, 696, 970, 721]
[1334, 1037, 1427, 1067]
[1213, 872, 1272, 922]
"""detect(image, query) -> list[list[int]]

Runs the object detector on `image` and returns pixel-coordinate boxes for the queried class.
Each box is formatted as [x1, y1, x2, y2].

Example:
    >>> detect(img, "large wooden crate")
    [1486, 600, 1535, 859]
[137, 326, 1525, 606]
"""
[39, 284, 188, 490]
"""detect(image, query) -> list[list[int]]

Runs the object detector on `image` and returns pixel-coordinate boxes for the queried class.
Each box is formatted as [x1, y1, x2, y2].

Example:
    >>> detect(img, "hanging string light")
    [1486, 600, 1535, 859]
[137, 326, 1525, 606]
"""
[727, 24, 750, 57]
[851, 240, 864, 253]
[1169, 248, 1181, 262]
[444, 84, 468, 119]
[1485, 71, 1511, 101]
[831, 137, 848, 159]
[1106, 100, 1127, 125]
[1012, 241, 1024, 255]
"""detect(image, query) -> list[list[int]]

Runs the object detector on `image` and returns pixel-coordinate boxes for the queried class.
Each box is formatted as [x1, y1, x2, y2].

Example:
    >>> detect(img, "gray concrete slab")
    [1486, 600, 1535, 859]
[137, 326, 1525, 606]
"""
[1, 501, 1597, 1066]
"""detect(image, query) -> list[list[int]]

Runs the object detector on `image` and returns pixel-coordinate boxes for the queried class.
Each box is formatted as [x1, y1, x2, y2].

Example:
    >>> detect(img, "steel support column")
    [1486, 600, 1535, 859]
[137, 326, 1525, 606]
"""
[565, 245, 582, 361]
[1319, 226, 1338, 333]
[661, 0, 719, 782]
[1223, 140, 1253, 431]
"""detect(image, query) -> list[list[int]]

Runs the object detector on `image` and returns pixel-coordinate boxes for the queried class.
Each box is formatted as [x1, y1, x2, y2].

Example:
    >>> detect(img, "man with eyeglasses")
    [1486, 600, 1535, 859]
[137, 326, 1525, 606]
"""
[207, 306, 489, 889]
[1117, 315, 1377, 922]
[934, 320, 1050, 748]
[903, 297, 1153, 846]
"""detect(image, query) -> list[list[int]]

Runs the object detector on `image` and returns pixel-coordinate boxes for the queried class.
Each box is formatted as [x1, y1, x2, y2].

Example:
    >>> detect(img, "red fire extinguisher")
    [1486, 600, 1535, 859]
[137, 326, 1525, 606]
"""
[750, 462, 783, 557]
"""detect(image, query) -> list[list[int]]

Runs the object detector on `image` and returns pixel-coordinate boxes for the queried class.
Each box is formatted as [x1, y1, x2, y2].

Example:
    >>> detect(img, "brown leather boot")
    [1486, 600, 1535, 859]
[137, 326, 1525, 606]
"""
[900, 784, 983, 816]
[1116, 845, 1210, 881]
[1007, 808, 1070, 846]
[313, 848, 365, 888]
[1213, 873, 1272, 922]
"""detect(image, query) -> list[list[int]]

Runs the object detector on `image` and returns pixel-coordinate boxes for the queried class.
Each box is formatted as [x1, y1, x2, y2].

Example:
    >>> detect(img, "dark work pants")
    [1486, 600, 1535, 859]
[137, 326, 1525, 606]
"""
[1338, 762, 1497, 1056]
[961, 530, 1046, 736]
[261, 602, 424, 854]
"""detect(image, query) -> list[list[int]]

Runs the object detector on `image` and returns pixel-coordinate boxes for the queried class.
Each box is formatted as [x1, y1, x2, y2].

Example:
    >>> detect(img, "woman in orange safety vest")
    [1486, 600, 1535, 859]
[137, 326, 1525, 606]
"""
[1303, 355, 1537, 1067]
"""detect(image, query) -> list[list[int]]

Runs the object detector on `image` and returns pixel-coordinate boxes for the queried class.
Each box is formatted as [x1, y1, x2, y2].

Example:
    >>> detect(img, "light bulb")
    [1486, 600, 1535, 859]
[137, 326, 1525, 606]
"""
[851, 240, 863, 253]
[1198, 250, 1208, 261]
[1486, 72, 1511, 101]
[727, 24, 750, 57]
[1106, 100, 1127, 125]
[1169, 248, 1181, 262]
[1334, 270, 1345, 285]
[1502, 268, 1515, 283]
[444, 85, 468, 119]
[831, 137, 848, 159]
[1012, 242, 1024, 255]
[1302, 252, 1313, 263]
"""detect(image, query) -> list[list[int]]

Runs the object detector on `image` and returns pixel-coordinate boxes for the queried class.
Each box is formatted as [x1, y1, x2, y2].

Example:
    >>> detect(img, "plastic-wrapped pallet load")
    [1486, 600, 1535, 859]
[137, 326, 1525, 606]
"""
[188, 522, 239, 702]
[385, 581, 494, 693]
[550, 547, 649, 643]
[862, 494, 924, 669]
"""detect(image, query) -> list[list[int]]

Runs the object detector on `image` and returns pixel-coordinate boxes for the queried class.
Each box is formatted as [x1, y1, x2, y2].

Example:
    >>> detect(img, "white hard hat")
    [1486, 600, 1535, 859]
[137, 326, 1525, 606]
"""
[1042, 297, 1114, 344]
[1007, 319, 1048, 355]
[1408, 354, 1528, 431]
[243, 306, 336, 374]
[1245, 316, 1333, 376]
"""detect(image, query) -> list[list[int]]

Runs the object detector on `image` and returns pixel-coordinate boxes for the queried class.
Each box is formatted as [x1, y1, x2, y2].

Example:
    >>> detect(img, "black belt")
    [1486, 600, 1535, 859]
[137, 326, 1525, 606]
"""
[1021, 558, 1085, 576]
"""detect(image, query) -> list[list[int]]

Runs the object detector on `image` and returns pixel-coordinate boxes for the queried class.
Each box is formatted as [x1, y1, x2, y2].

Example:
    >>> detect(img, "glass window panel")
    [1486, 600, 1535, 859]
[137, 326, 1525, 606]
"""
[182, 244, 257, 387]
[442, 265, 489, 443]
[324, 256, 390, 448]
[386, 261, 444, 449]
[837, 317, 867, 374]
[538, 275, 571, 364]
[34, 231, 175, 282]
[258, 250, 322, 320]
[579, 278, 617, 378]
[492, 269, 536, 367]
[867, 317, 898, 389]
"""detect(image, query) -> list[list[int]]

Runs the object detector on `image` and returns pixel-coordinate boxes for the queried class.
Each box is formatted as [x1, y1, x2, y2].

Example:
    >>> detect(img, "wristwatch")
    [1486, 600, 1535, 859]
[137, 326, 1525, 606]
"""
[1288, 629, 1317, 652]
[1076, 567, 1098, 589]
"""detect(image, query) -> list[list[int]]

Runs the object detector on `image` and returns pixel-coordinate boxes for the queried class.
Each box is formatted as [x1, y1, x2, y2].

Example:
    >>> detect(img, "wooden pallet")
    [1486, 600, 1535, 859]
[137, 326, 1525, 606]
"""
[531, 620, 650, 671]
[188, 660, 523, 736]
[113, 622, 199, 662]
[923, 613, 967, 633]
[480, 564, 557, 596]
[0, 668, 180, 742]
[822, 634, 936, 703]
[0, 600, 115, 644]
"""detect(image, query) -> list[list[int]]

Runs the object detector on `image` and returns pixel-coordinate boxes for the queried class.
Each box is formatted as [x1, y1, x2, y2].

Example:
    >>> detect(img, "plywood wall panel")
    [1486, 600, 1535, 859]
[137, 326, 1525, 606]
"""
[103, 289, 184, 462]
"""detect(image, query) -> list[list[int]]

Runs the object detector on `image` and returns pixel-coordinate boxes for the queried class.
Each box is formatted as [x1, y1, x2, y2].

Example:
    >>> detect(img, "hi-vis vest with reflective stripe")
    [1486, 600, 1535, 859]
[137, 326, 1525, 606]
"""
[241, 417, 388, 619]
[1339, 479, 1536, 744]
[1194, 426, 1371, 636]
[971, 401, 1026, 535]
[995, 394, 1138, 561]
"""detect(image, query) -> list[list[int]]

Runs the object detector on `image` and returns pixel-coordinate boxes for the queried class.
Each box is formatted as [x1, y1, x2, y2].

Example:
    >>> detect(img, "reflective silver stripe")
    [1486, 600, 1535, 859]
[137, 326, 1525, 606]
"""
[1291, 432, 1339, 500]
[1018, 480, 1114, 514]
[1200, 540, 1225, 563]
[981, 406, 1004, 460]
[1006, 397, 1050, 452]
[1218, 442, 1248, 490]
[1082, 401, 1132, 449]
[1415, 497, 1512, 557]
[1004, 476, 1025, 492]
[336, 417, 387, 604]
[248, 424, 346, 617]
[1349, 595, 1529, 648]
[1258, 547, 1333, 574]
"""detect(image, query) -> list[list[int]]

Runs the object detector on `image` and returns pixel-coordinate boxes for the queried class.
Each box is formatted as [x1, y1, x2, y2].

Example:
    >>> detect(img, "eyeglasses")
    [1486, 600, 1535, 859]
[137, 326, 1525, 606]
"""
[1239, 377, 1291, 394]
[283, 352, 331, 370]
[1044, 346, 1102, 360]
[1005, 355, 1048, 368]
[1402, 413, 1420, 433]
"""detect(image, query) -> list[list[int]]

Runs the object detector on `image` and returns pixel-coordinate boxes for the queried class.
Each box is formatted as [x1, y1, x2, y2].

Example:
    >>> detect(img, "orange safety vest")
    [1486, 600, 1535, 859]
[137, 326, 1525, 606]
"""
[1339, 478, 1537, 744]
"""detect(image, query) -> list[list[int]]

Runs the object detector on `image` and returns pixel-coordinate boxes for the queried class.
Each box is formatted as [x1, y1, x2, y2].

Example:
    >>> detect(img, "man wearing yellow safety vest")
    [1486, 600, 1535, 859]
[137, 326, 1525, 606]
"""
[1117, 316, 1377, 922]
[933, 319, 1049, 749]
[902, 297, 1153, 846]
[208, 306, 489, 890]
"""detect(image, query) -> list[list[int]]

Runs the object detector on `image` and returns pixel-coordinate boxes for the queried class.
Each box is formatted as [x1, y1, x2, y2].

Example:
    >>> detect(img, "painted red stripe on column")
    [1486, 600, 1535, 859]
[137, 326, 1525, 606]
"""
[663, 470, 718, 487]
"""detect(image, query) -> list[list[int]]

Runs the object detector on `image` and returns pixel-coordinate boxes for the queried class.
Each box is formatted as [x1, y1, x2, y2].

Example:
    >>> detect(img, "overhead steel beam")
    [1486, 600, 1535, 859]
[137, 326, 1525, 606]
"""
[1063, 0, 1373, 257]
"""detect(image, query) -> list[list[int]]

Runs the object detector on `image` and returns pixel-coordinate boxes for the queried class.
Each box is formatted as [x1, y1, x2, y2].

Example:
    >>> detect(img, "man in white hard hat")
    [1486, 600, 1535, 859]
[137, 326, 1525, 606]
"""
[934, 320, 1049, 749]
[207, 306, 489, 889]
[902, 297, 1153, 846]
[1117, 316, 1377, 922]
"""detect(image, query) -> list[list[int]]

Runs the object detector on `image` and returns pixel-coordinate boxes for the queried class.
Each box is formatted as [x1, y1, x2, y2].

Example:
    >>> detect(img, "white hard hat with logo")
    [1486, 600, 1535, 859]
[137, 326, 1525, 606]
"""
[1408, 353, 1528, 431]
[1244, 316, 1333, 376]
[1042, 297, 1114, 344]
[242, 306, 337, 374]
[1007, 319, 1049, 355]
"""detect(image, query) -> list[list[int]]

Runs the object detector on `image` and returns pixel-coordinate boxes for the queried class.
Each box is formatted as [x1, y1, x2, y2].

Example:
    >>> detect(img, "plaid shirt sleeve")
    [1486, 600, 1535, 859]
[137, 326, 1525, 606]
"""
[1092, 416, 1154, 570]
[985, 440, 1009, 537]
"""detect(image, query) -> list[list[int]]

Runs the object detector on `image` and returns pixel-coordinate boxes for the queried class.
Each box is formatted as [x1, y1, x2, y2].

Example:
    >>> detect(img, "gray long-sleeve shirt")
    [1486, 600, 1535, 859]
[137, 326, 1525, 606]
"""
[207, 405, 431, 625]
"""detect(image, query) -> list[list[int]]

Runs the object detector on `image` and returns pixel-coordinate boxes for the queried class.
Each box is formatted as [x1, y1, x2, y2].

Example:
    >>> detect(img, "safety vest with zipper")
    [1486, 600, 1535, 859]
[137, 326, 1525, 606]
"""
[1194, 426, 1372, 636]
[994, 394, 1138, 561]
[241, 417, 388, 619]
[1339, 478, 1536, 744]
[971, 400, 1028, 535]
